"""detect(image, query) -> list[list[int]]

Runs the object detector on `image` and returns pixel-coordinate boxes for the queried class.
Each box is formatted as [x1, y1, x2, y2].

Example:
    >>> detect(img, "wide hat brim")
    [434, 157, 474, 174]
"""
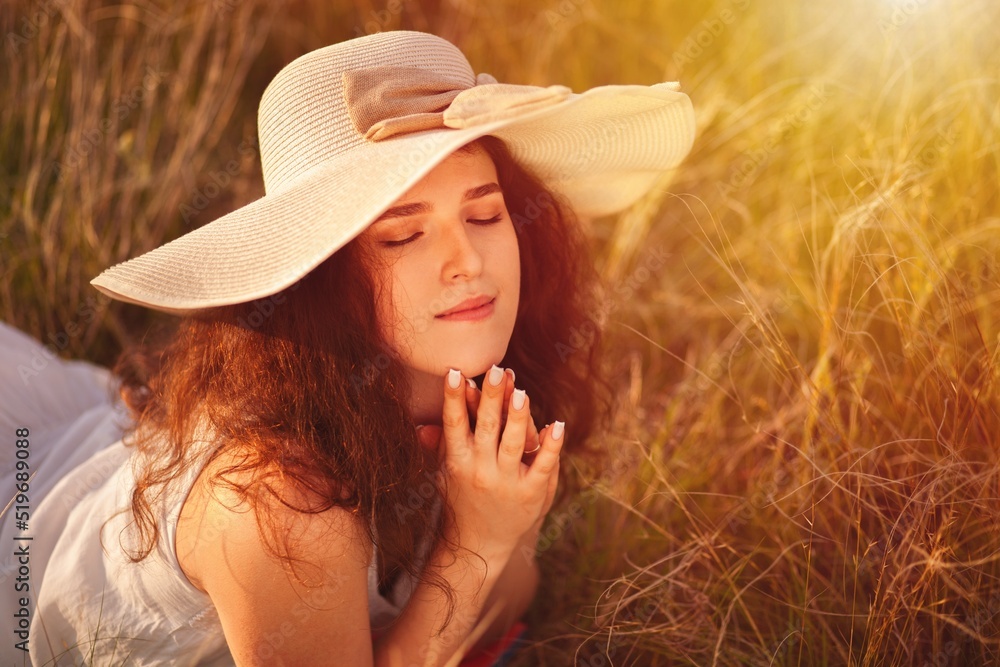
[91, 81, 695, 315]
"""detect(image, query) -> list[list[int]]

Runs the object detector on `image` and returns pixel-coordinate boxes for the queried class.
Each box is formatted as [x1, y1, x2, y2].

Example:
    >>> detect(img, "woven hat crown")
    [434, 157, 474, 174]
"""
[258, 31, 475, 194]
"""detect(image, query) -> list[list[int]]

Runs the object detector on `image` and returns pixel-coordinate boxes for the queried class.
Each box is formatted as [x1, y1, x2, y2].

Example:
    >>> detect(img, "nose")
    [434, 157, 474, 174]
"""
[439, 223, 484, 282]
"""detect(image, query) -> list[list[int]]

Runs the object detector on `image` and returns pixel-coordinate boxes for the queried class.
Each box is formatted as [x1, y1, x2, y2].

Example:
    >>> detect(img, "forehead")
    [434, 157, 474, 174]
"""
[398, 143, 497, 199]
[358, 143, 501, 238]
[368, 146, 500, 225]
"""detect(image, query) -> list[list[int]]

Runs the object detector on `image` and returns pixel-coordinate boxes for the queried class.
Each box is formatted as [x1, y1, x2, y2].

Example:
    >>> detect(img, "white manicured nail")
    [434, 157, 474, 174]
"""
[512, 389, 526, 411]
[488, 364, 504, 386]
[551, 421, 565, 441]
[467, 378, 477, 389]
[447, 368, 462, 389]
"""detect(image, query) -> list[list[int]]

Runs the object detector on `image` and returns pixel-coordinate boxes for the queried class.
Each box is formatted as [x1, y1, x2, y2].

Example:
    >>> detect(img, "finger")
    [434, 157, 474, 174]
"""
[519, 416, 541, 466]
[426, 378, 480, 450]
[415, 424, 438, 449]
[499, 368, 516, 433]
[527, 420, 565, 484]
[540, 454, 560, 516]
[524, 416, 540, 452]
[502, 368, 515, 404]
[465, 378, 481, 416]
[442, 368, 473, 464]
[497, 388, 531, 475]
[473, 364, 508, 458]
[415, 425, 444, 462]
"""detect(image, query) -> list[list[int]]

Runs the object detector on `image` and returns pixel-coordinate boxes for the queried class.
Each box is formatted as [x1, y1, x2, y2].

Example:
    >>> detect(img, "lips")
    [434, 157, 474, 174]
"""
[435, 295, 495, 318]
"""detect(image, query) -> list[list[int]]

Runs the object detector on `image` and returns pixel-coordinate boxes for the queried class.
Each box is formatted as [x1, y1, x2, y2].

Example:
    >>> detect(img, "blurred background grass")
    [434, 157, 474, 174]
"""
[3, 0, 1000, 665]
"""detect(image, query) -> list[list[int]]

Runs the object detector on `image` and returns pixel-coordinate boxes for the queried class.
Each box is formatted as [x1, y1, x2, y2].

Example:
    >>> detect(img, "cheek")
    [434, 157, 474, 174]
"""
[498, 226, 521, 298]
[375, 259, 433, 350]
[366, 258, 407, 341]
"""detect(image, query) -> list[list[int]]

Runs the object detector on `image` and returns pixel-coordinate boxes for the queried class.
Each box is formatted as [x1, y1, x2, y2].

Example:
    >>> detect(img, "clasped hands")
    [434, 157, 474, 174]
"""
[415, 365, 564, 554]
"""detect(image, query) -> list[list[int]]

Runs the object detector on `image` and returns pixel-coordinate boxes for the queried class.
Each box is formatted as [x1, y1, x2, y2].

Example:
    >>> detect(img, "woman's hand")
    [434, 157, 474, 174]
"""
[421, 365, 563, 560]
[417, 369, 542, 460]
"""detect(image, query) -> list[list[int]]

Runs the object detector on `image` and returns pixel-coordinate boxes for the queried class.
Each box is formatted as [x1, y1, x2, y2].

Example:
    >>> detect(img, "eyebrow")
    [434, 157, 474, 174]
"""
[373, 182, 502, 223]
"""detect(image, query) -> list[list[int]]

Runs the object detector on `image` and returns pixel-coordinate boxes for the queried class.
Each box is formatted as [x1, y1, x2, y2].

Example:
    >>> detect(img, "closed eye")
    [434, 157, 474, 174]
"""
[469, 214, 503, 225]
[380, 214, 502, 247]
[382, 232, 423, 247]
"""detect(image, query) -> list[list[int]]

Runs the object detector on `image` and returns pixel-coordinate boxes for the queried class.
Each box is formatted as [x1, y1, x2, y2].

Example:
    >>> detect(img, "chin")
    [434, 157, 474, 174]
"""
[432, 343, 511, 379]
[444, 357, 500, 379]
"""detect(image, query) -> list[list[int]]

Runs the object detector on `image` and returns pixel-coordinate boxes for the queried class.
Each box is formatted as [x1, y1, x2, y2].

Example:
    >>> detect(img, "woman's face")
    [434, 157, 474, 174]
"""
[359, 143, 521, 381]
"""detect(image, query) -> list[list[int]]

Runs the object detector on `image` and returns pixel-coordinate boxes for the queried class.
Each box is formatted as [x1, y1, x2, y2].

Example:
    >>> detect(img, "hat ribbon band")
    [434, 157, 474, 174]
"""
[343, 65, 571, 141]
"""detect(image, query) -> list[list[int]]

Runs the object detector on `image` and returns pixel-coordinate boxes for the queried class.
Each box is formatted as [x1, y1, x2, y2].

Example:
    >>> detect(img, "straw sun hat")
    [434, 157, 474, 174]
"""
[91, 30, 696, 314]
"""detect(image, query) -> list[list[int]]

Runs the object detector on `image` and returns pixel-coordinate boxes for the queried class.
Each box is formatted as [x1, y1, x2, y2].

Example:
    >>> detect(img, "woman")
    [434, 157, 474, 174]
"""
[4, 30, 694, 666]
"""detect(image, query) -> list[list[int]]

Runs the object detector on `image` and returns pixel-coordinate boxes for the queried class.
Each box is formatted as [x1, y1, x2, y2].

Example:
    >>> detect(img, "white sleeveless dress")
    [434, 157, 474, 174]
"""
[0, 322, 420, 666]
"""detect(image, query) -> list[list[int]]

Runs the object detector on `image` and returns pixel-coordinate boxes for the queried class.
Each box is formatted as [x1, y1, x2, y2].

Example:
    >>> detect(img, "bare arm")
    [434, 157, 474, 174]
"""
[186, 475, 378, 666]
[189, 474, 522, 667]
[373, 539, 511, 666]
[389, 368, 561, 662]
[467, 524, 541, 652]
[189, 366, 561, 666]
[411, 371, 559, 655]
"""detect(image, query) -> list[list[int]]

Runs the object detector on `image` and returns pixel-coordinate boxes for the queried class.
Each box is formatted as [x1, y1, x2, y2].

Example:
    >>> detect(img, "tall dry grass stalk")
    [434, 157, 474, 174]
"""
[1, 0, 278, 362]
[2, 0, 999, 665]
[528, 1, 1000, 665]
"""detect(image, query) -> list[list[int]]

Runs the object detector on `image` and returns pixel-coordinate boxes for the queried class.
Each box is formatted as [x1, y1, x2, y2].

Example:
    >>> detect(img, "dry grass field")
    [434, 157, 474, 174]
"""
[3, 0, 999, 665]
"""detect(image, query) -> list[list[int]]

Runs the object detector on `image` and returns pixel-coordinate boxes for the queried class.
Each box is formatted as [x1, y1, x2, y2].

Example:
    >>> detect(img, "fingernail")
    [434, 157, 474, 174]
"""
[506, 368, 516, 384]
[512, 388, 526, 411]
[447, 368, 462, 389]
[488, 364, 504, 387]
[466, 378, 477, 389]
[552, 421, 565, 441]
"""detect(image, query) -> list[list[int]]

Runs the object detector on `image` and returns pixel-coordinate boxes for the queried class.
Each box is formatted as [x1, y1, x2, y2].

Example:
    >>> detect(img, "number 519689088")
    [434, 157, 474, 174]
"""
[14, 428, 30, 527]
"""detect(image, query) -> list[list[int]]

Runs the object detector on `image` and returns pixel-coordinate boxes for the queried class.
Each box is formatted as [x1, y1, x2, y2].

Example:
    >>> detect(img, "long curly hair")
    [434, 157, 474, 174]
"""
[110, 134, 611, 619]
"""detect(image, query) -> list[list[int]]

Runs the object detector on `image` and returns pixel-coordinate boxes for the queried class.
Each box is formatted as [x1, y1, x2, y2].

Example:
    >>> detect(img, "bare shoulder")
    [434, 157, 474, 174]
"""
[177, 446, 375, 665]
